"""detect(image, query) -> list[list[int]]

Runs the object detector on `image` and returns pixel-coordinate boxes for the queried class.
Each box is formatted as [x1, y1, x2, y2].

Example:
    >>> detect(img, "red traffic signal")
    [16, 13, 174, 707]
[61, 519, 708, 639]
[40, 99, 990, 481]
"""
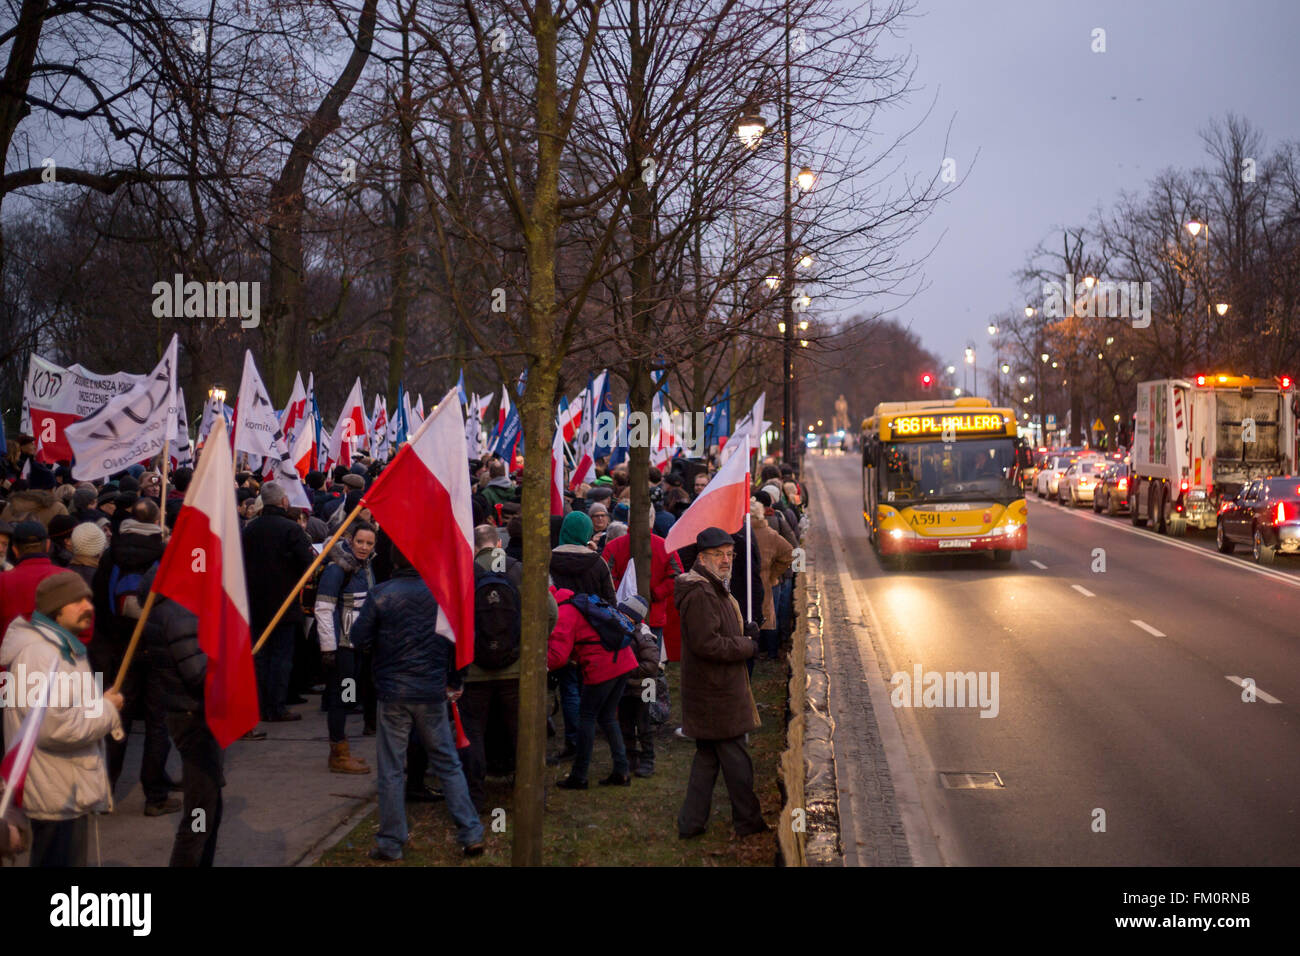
[920, 372, 934, 390]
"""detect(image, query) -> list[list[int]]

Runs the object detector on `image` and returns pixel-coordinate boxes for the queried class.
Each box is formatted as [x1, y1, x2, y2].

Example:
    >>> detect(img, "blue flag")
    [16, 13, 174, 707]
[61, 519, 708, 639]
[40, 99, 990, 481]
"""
[705, 387, 731, 450]
[456, 369, 468, 410]
[591, 370, 614, 461]
[394, 381, 410, 447]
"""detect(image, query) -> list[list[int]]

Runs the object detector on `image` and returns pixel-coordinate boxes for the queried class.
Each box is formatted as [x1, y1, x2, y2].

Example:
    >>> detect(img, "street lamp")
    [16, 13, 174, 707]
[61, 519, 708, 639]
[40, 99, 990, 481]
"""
[988, 323, 998, 336]
[765, 274, 780, 290]
[798, 253, 814, 269]
[798, 319, 808, 330]
[734, 113, 767, 149]
[1040, 353, 1049, 363]
[1216, 302, 1230, 316]
[946, 365, 956, 375]
[208, 386, 227, 405]
[1024, 306, 1036, 318]
[796, 166, 817, 192]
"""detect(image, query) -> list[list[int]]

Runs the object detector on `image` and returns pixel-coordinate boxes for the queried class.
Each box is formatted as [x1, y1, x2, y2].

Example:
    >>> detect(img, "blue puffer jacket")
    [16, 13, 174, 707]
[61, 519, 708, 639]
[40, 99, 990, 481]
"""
[349, 568, 460, 702]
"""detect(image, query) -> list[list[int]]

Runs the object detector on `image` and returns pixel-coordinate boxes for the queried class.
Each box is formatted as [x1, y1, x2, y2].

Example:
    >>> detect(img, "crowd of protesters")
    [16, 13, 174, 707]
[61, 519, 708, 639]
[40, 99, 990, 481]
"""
[0, 427, 809, 865]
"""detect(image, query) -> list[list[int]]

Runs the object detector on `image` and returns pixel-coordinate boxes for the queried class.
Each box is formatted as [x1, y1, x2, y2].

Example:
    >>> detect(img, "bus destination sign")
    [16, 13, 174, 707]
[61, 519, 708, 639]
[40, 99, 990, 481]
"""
[890, 413, 1006, 438]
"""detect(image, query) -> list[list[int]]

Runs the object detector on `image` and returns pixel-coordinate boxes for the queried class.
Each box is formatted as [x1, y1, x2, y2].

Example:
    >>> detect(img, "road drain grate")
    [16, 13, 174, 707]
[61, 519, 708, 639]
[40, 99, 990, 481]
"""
[940, 771, 1005, 790]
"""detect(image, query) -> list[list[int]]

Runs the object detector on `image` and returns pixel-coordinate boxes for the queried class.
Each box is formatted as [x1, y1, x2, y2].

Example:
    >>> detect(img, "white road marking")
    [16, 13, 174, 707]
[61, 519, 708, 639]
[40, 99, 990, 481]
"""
[1224, 676, 1283, 704]
[1029, 498, 1300, 590]
[809, 463, 949, 867]
[1030, 559, 1048, 570]
[1131, 619, 1166, 637]
[1071, 584, 1095, 597]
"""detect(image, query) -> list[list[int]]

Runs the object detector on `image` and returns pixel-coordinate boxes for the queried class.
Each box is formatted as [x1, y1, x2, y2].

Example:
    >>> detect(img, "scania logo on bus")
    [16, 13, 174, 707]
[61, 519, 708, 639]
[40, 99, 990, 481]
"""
[890, 413, 1005, 437]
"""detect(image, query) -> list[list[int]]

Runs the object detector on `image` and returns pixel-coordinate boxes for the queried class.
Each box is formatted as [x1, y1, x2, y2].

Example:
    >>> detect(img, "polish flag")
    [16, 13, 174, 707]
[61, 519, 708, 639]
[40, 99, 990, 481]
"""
[362, 388, 475, 669]
[150, 416, 259, 747]
[550, 426, 566, 516]
[664, 435, 750, 554]
[0, 662, 59, 816]
[329, 378, 367, 469]
[558, 393, 582, 444]
[290, 418, 315, 479]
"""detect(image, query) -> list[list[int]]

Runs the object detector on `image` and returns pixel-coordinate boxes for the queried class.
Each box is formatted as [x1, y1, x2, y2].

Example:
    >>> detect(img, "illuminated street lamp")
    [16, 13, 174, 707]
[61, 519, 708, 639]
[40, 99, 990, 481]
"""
[1024, 306, 1036, 318]
[1040, 353, 1049, 363]
[1215, 302, 1230, 316]
[778, 322, 786, 333]
[798, 319, 809, 330]
[796, 166, 817, 191]
[946, 365, 956, 374]
[765, 274, 780, 290]
[798, 253, 814, 269]
[1018, 375, 1027, 384]
[1084, 275, 1097, 289]
[208, 385, 227, 405]
[734, 113, 767, 149]
[1185, 217, 1204, 237]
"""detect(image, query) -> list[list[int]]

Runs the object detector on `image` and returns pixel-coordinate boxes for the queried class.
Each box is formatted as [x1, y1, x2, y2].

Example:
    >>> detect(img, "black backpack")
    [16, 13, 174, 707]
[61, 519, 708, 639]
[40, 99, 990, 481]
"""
[473, 567, 521, 670]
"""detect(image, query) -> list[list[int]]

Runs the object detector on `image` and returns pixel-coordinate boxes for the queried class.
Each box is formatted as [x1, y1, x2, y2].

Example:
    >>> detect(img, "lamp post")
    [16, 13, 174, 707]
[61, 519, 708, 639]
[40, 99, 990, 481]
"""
[1027, 305, 1044, 445]
[735, 13, 815, 465]
[964, 345, 976, 397]
[1185, 217, 1227, 368]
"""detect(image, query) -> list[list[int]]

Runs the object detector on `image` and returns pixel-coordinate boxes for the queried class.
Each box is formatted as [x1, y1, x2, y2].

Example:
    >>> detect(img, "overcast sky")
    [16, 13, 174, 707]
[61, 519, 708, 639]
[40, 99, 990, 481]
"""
[858, 0, 1300, 370]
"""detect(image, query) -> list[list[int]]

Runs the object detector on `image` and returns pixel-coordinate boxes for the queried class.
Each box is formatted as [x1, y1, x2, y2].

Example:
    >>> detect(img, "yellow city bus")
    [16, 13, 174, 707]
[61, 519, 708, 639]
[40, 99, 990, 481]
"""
[861, 397, 1030, 567]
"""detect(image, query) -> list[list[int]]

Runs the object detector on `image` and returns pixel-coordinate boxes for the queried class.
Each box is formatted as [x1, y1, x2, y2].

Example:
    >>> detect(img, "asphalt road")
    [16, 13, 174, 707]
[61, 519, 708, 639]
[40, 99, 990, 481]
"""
[807, 451, 1300, 865]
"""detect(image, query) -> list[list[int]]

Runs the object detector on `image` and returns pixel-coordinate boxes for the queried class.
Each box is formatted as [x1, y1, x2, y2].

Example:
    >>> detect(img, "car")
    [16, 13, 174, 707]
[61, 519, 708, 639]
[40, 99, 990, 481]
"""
[1093, 461, 1132, 515]
[1216, 477, 1300, 565]
[1057, 458, 1104, 507]
[1034, 454, 1072, 498]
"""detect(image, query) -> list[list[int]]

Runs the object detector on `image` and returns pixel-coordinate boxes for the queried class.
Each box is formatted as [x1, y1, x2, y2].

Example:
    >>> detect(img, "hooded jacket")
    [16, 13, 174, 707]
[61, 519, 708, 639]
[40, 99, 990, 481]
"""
[549, 545, 617, 604]
[0, 614, 123, 820]
[481, 476, 516, 510]
[674, 562, 759, 740]
[601, 532, 681, 628]
[547, 586, 638, 685]
[313, 539, 374, 652]
[0, 489, 68, 528]
[91, 517, 164, 646]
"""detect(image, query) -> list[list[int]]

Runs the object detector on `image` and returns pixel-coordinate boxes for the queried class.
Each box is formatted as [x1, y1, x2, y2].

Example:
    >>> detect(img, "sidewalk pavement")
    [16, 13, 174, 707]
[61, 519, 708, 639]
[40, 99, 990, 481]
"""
[12, 693, 377, 867]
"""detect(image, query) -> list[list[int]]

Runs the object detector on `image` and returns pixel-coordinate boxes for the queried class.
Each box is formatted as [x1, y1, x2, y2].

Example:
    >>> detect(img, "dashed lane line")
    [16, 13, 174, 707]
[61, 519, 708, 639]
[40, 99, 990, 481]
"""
[1029, 559, 1048, 569]
[1131, 619, 1166, 637]
[1224, 676, 1283, 704]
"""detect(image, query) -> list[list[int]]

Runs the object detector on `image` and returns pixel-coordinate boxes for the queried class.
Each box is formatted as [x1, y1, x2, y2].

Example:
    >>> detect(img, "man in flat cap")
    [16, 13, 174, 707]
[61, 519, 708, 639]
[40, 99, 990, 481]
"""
[674, 526, 768, 839]
[0, 572, 124, 866]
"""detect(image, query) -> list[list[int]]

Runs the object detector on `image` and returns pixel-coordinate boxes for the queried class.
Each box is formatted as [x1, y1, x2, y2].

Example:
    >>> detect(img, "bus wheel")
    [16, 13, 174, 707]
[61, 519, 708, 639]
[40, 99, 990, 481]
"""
[992, 549, 1012, 564]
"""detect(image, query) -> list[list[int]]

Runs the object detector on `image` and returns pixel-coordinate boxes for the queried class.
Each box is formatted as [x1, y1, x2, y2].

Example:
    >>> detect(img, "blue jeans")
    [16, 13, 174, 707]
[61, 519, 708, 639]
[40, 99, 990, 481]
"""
[376, 699, 484, 854]
[256, 621, 297, 719]
[558, 664, 581, 748]
[571, 675, 629, 782]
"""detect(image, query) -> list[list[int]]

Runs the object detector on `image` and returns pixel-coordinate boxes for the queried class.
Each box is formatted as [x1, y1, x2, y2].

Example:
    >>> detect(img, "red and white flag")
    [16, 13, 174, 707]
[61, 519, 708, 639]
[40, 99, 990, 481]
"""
[328, 378, 367, 470]
[231, 350, 310, 508]
[289, 417, 315, 479]
[664, 435, 750, 554]
[280, 372, 308, 447]
[557, 393, 582, 444]
[0, 662, 59, 817]
[362, 388, 476, 670]
[150, 417, 259, 748]
[551, 426, 566, 516]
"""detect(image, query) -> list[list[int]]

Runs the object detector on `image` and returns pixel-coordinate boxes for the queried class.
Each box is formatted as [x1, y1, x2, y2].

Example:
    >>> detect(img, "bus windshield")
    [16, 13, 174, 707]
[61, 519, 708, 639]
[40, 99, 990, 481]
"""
[880, 438, 1020, 503]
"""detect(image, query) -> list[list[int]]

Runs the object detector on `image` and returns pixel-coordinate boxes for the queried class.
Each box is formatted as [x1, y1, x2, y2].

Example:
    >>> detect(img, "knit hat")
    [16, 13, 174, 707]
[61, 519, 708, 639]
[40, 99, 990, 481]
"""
[587, 502, 609, 517]
[70, 521, 108, 559]
[35, 571, 93, 617]
[47, 514, 78, 542]
[341, 473, 365, 490]
[594, 475, 614, 486]
[618, 594, 649, 625]
[558, 511, 593, 546]
[762, 482, 783, 503]
[118, 476, 141, 494]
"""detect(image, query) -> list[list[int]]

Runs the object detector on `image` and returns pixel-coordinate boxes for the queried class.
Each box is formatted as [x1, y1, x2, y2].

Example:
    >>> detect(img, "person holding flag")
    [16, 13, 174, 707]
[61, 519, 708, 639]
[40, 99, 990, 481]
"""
[139, 415, 259, 864]
[348, 389, 483, 860]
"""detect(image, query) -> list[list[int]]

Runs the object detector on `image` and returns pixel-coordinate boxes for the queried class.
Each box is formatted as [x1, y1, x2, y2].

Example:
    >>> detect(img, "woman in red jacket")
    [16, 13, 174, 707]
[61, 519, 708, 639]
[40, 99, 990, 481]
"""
[548, 586, 638, 788]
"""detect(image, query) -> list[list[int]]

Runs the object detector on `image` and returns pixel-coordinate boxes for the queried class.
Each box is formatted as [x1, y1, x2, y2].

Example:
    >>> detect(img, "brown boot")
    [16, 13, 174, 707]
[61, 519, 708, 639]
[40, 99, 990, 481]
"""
[329, 740, 371, 774]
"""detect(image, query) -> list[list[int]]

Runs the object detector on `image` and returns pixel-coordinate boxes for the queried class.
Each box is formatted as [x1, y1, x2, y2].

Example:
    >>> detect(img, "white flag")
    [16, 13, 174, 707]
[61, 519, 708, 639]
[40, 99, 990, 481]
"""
[66, 335, 179, 480]
[173, 388, 194, 469]
[721, 393, 765, 466]
[232, 350, 310, 508]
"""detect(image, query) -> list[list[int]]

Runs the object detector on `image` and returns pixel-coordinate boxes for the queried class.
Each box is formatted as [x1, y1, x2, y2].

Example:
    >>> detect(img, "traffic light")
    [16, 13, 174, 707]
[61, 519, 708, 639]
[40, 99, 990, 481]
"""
[920, 372, 934, 391]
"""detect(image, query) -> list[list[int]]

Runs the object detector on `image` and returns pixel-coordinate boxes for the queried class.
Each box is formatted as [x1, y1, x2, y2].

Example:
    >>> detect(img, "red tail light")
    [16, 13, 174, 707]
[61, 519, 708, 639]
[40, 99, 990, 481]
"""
[1276, 502, 1299, 524]
[1281, 375, 1293, 390]
[1117, 478, 1127, 491]
[1195, 375, 1206, 386]
[1179, 480, 1189, 493]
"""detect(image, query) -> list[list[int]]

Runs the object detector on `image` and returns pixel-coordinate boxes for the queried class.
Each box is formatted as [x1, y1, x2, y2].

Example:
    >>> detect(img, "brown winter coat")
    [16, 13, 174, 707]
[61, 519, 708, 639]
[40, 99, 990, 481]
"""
[0, 489, 68, 529]
[675, 562, 759, 740]
[752, 519, 794, 629]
